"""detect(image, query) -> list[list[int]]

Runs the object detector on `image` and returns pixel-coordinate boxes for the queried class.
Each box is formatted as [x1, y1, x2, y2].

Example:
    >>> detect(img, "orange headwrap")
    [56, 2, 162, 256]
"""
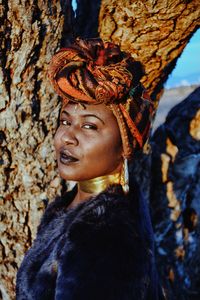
[48, 38, 154, 159]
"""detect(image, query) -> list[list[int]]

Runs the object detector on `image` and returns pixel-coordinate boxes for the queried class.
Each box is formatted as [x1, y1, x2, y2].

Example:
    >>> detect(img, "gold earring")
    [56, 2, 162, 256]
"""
[121, 158, 129, 194]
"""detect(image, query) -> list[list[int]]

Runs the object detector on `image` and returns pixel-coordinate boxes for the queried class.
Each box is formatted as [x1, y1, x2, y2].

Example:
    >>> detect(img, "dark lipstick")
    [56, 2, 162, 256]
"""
[59, 150, 79, 165]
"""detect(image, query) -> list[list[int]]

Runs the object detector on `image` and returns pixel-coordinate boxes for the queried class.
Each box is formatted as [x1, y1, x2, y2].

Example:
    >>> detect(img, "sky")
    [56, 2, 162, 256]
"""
[165, 29, 200, 88]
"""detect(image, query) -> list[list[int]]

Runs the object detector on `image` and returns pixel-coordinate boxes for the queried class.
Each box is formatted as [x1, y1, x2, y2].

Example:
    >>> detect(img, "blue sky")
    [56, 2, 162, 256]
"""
[165, 29, 200, 88]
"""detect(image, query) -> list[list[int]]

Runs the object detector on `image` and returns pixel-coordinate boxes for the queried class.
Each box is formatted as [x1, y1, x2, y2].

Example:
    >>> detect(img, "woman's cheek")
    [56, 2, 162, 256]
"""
[54, 128, 62, 150]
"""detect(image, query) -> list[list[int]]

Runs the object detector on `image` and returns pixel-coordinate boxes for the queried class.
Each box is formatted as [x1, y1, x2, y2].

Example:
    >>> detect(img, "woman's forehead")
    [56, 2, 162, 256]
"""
[61, 102, 114, 119]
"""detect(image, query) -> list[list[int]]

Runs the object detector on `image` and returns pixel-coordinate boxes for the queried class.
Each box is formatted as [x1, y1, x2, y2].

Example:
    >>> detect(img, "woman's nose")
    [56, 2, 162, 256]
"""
[60, 128, 79, 146]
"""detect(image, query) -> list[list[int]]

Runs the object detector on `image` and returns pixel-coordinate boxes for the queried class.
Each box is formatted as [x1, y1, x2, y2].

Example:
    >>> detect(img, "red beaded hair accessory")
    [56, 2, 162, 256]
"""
[48, 38, 155, 159]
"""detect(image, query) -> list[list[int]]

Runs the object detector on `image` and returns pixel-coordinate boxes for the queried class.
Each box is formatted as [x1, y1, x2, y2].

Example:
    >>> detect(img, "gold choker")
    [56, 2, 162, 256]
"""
[79, 173, 121, 194]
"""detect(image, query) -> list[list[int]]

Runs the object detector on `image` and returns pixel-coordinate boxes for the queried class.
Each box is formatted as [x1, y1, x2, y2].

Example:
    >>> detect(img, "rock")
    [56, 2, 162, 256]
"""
[151, 87, 200, 300]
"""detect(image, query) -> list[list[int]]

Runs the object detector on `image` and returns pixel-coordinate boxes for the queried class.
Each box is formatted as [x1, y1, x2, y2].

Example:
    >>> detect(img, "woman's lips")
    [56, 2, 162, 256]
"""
[59, 150, 79, 165]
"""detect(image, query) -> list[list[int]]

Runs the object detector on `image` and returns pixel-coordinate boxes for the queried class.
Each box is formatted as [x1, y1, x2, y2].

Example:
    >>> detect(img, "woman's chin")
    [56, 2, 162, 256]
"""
[59, 172, 77, 182]
[58, 170, 95, 182]
[58, 169, 82, 182]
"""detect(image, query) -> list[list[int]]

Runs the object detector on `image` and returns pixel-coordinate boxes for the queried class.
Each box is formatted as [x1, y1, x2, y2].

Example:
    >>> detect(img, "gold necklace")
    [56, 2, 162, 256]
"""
[79, 173, 121, 194]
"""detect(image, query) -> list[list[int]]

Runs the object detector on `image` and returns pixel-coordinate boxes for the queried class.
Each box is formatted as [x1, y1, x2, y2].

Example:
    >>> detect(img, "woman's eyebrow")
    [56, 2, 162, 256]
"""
[60, 110, 69, 117]
[61, 110, 105, 125]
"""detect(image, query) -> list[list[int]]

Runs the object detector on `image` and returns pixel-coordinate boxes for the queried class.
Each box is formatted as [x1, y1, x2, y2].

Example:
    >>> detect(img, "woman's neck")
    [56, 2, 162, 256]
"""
[70, 188, 93, 208]
[68, 172, 121, 209]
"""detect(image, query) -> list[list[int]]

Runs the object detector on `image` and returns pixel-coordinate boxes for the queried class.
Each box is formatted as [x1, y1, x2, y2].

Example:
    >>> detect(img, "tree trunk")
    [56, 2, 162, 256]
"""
[0, 1, 67, 298]
[99, 0, 200, 102]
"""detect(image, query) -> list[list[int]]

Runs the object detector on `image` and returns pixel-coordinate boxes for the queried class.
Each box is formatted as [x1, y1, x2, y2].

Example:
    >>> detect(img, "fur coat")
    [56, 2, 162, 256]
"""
[16, 181, 164, 300]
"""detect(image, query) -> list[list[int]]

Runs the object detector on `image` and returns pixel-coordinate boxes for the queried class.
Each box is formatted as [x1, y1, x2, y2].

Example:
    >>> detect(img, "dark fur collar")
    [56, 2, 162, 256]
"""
[16, 182, 163, 300]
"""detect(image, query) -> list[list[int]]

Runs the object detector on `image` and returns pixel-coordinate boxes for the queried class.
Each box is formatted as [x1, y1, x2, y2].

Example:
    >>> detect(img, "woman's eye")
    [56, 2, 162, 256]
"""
[60, 120, 70, 126]
[82, 123, 97, 130]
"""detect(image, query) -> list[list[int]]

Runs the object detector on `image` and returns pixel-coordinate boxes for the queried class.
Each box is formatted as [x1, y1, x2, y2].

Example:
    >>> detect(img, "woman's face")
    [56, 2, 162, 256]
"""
[54, 102, 123, 181]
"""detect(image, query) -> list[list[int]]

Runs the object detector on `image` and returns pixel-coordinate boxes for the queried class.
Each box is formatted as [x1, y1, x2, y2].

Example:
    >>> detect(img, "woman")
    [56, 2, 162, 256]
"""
[16, 38, 164, 299]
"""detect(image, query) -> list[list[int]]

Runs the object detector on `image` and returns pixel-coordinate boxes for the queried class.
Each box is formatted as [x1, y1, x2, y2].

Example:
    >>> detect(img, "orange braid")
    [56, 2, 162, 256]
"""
[109, 104, 132, 159]
[119, 103, 143, 148]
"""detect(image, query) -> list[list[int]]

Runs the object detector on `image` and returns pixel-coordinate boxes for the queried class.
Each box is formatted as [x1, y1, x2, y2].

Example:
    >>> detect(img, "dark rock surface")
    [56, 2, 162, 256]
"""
[150, 87, 200, 300]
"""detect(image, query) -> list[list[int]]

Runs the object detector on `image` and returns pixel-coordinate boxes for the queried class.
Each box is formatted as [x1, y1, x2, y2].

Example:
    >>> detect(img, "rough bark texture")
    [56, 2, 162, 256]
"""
[151, 87, 200, 299]
[0, 1, 66, 299]
[0, 0, 102, 298]
[99, 0, 200, 102]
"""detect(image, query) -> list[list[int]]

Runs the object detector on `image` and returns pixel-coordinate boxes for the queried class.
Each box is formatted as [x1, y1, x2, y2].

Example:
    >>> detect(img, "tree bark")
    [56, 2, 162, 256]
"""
[0, 1, 67, 298]
[99, 0, 200, 102]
